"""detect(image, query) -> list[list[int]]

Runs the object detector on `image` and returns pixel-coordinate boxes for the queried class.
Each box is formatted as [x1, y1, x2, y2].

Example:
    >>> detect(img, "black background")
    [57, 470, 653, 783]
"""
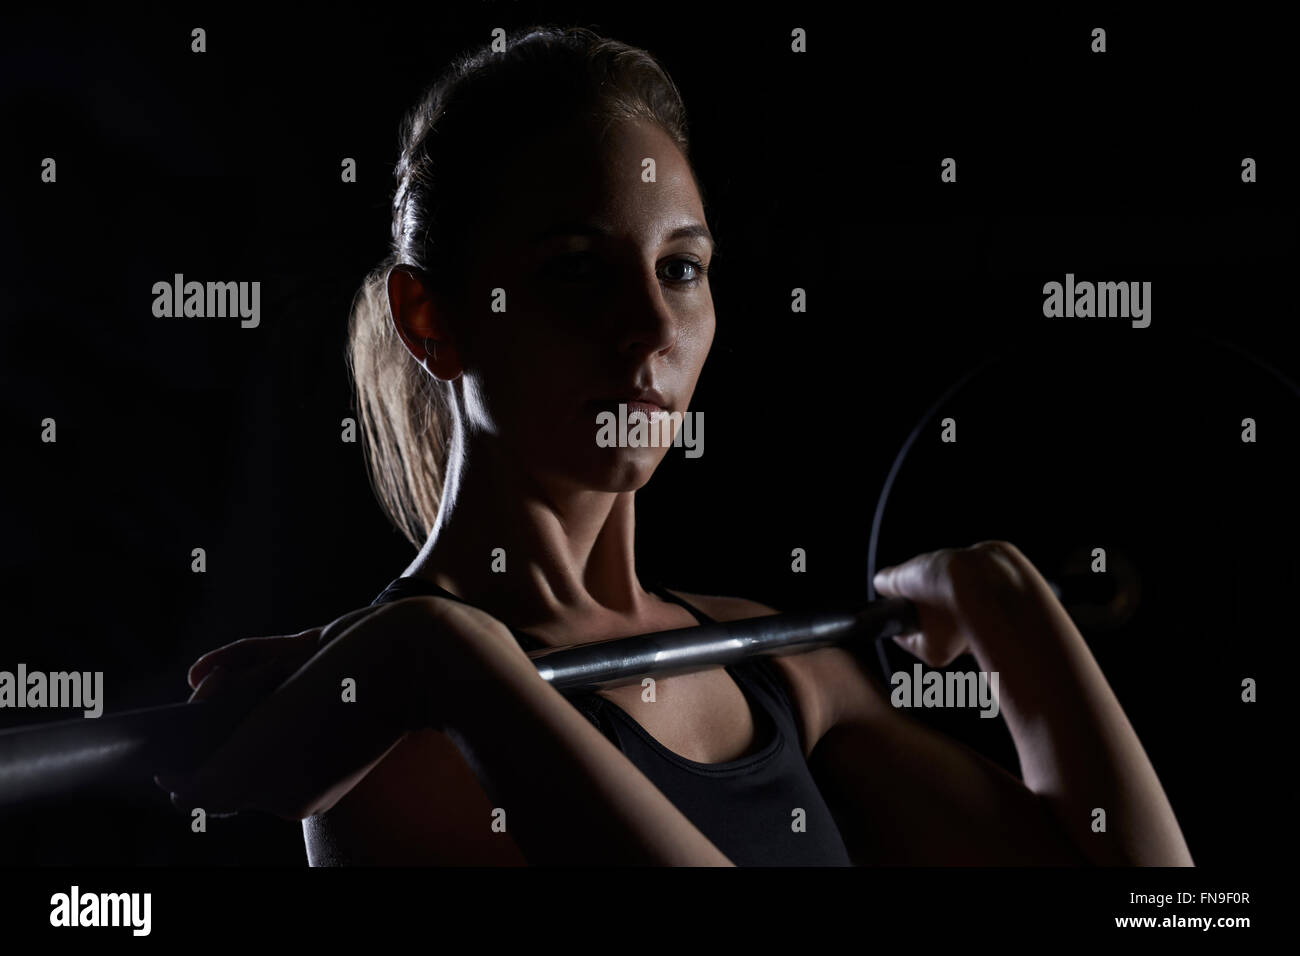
[1, 5, 1295, 869]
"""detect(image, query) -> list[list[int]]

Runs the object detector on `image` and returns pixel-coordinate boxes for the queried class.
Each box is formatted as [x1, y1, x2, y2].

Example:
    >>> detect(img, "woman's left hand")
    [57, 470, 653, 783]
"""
[873, 539, 1059, 667]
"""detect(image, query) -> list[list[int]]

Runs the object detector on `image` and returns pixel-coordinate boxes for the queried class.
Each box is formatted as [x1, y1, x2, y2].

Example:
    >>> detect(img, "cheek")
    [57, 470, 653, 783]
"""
[462, 318, 592, 429]
[679, 308, 716, 389]
[698, 310, 717, 357]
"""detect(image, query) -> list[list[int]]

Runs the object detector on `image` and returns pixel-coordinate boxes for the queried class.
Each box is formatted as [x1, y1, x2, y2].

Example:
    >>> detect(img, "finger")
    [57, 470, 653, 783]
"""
[873, 549, 958, 603]
[891, 631, 926, 657]
[892, 631, 970, 668]
[189, 666, 241, 702]
[875, 550, 966, 654]
[189, 661, 287, 703]
[188, 629, 321, 689]
[188, 638, 284, 689]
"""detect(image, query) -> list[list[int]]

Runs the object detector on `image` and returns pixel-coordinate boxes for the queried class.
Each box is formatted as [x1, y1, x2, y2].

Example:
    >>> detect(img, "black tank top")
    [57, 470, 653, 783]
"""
[371, 575, 852, 866]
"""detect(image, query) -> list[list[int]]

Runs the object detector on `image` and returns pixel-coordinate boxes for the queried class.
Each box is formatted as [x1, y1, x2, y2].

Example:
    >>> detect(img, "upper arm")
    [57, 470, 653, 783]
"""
[809, 704, 1086, 865]
[775, 625, 1083, 864]
[303, 728, 528, 866]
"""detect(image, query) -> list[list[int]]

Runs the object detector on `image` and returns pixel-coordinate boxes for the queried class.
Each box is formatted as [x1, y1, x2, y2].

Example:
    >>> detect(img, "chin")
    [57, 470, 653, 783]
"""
[570, 446, 666, 493]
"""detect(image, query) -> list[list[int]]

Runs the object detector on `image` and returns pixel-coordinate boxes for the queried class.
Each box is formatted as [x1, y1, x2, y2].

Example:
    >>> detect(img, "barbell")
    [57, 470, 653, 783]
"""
[0, 574, 1114, 809]
[1, 330, 1295, 811]
[0, 598, 919, 809]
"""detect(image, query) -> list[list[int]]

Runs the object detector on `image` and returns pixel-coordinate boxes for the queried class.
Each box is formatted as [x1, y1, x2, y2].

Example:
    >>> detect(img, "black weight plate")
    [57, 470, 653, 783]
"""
[867, 331, 1299, 785]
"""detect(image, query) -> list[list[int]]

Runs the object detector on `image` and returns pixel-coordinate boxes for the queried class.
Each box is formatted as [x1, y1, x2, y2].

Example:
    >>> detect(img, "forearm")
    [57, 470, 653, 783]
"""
[431, 629, 733, 866]
[965, 565, 1193, 865]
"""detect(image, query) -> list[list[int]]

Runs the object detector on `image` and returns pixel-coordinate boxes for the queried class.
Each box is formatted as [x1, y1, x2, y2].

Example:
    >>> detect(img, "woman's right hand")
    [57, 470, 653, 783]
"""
[158, 595, 532, 820]
[185, 606, 374, 704]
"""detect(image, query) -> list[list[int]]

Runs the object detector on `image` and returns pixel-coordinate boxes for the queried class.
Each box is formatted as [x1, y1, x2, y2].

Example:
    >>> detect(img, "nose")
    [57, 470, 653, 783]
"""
[613, 268, 678, 358]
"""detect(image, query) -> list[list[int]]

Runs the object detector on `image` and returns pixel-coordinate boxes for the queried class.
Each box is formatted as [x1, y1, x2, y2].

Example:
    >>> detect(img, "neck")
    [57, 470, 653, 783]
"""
[404, 424, 650, 628]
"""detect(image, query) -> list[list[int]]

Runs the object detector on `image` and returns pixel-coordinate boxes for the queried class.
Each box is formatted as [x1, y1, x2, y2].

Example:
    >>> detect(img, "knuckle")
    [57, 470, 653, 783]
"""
[971, 539, 1023, 562]
[896, 548, 960, 594]
[947, 543, 1022, 597]
[945, 547, 992, 585]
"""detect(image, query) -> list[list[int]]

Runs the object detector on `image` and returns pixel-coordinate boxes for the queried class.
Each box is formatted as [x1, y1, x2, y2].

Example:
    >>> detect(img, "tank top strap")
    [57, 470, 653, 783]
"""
[369, 575, 547, 651]
[369, 574, 847, 863]
[371, 574, 616, 739]
[642, 583, 797, 715]
[372, 576, 788, 713]
[643, 580, 716, 625]
[375, 575, 715, 643]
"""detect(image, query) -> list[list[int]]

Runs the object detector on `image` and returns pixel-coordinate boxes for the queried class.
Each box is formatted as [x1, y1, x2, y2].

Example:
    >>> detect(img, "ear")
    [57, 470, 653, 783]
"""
[386, 265, 462, 380]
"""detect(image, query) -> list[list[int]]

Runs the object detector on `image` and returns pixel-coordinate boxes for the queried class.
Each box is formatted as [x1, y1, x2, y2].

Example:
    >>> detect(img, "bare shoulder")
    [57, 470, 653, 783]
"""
[661, 589, 888, 757]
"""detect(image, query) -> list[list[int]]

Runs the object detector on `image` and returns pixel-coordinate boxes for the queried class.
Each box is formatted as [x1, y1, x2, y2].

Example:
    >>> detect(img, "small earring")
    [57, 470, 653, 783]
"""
[423, 338, 437, 364]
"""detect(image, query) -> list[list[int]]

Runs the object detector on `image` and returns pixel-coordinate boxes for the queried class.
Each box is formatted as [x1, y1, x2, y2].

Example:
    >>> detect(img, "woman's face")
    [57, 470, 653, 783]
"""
[450, 115, 716, 493]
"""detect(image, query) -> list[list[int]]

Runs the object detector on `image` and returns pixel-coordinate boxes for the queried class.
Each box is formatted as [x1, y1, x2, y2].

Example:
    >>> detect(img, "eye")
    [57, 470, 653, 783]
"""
[660, 257, 708, 285]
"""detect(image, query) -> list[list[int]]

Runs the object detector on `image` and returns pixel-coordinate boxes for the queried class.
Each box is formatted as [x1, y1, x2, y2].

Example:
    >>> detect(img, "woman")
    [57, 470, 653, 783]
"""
[156, 27, 1193, 867]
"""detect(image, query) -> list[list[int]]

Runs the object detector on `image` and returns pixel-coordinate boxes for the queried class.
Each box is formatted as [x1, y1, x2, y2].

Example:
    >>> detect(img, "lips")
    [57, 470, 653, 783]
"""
[586, 387, 670, 412]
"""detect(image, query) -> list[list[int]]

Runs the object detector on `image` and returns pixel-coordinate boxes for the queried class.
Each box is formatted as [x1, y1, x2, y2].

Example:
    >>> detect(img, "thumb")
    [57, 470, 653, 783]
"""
[873, 550, 965, 655]
[873, 549, 957, 603]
